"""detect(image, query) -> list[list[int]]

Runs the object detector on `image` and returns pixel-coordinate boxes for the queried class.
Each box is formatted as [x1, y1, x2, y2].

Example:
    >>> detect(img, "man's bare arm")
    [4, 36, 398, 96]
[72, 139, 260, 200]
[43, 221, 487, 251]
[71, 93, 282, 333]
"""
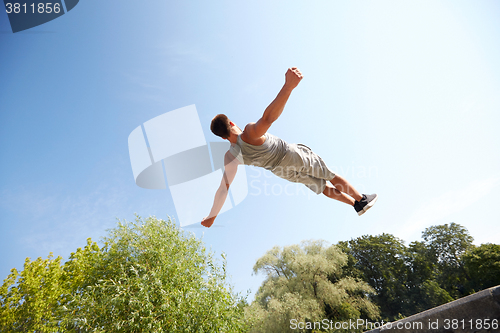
[201, 151, 240, 228]
[243, 67, 303, 140]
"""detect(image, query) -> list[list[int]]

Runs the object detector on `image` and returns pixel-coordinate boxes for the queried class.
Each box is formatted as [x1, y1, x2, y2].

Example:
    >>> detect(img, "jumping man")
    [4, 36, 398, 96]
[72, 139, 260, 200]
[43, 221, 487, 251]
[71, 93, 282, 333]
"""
[201, 67, 377, 228]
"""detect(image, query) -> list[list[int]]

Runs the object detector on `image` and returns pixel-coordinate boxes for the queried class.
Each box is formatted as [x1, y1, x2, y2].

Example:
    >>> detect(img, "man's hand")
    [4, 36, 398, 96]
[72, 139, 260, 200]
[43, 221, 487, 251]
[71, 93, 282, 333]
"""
[242, 67, 303, 140]
[201, 216, 216, 228]
[284, 67, 303, 90]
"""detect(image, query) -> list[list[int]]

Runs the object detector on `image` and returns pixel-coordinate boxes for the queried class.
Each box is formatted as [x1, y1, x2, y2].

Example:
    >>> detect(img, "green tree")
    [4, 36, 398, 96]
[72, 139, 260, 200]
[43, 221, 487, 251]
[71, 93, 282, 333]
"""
[341, 234, 408, 321]
[0, 253, 68, 332]
[422, 222, 473, 297]
[67, 216, 246, 332]
[405, 241, 452, 314]
[245, 240, 379, 333]
[463, 243, 500, 294]
[1, 216, 246, 332]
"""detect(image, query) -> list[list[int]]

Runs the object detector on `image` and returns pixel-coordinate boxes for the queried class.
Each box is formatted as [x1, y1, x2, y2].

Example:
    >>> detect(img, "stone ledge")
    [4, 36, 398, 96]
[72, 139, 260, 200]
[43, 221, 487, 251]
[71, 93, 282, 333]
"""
[365, 285, 500, 333]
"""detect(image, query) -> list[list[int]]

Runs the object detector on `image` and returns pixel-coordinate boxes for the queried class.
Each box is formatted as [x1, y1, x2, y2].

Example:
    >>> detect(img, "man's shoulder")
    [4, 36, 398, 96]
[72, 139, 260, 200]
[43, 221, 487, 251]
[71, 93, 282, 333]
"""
[242, 123, 274, 137]
[241, 123, 257, 142]
[226, 146, 243, 165]
[242, 122, 256, 134]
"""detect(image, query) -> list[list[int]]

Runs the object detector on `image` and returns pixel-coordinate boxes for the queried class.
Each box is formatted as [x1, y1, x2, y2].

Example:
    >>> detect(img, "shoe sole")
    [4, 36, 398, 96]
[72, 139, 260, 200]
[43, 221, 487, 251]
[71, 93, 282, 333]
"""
[362, 194, 378, 214]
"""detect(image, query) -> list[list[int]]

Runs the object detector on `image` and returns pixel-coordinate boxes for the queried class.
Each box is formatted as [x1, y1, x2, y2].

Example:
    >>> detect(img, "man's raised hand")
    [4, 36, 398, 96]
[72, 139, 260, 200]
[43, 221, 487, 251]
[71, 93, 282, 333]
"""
[284, 67, 303, 90]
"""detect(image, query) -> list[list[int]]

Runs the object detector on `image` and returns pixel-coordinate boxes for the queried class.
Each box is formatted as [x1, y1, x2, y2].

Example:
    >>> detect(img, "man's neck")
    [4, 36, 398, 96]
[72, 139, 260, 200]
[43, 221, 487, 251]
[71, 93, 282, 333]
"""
[228, 127, 242, 144]
[228, 132, 239, 144]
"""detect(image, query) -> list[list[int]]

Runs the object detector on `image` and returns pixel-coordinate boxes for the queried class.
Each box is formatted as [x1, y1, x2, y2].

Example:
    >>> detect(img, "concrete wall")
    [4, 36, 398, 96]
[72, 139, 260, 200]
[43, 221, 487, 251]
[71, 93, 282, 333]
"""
[365, 285, 500, 333]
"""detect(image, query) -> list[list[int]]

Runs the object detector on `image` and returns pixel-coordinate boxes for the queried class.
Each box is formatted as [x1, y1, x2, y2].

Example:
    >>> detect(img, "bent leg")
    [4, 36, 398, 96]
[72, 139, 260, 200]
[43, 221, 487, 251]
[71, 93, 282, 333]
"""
[322, 184, 355, 206]
[330, 174, 362, 202]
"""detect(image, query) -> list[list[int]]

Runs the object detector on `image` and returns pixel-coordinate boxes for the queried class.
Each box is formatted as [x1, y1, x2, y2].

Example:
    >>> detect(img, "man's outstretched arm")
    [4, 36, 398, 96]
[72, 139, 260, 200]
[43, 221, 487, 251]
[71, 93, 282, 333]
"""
[243, 67, 303, 140]
[201, 151, 240, 228]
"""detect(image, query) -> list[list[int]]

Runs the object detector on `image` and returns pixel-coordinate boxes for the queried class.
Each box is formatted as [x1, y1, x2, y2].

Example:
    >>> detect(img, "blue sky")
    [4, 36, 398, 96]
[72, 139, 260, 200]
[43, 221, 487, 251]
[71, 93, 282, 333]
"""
[1, 1, 499, 301]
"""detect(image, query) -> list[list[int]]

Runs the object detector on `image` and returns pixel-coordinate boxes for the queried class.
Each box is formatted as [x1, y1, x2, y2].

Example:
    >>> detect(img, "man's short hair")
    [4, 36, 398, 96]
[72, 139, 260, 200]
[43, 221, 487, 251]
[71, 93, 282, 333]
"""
[211, 114, 231, 139]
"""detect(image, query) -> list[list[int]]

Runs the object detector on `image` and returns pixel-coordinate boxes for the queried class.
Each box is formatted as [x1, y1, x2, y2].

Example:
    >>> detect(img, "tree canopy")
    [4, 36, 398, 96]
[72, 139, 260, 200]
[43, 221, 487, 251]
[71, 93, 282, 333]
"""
[422, 222, 474, 298]
[245, 240, 379, 333]
[338, 234, 409, 320]
[0, 253, 68, 332]
[0, 216, 246, 333]
[463, 243, 500, 294]
[339, 222, 497, 321]
[1, 218, 498, 332]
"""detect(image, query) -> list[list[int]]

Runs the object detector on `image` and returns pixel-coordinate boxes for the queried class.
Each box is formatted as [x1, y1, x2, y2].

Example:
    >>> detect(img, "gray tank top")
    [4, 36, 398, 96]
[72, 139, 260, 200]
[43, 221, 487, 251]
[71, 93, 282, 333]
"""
[229, 133, 288, 170]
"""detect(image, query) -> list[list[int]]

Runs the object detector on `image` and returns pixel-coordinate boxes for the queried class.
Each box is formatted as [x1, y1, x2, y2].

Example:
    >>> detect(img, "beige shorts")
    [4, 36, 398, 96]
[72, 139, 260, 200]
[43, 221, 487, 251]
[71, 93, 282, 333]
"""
[271, 143, 336, 194]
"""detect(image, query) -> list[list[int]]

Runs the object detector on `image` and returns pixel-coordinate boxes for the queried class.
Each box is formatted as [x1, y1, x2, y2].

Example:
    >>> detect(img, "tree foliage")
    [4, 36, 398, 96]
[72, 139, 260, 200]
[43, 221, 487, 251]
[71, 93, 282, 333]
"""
[1, 218, 498, 332]
[339, 234, 408, 320]
[405, 241, 453, 314]
[421, 222, 474, 297]
[69, 216, 246, 332]
[245, 240, 379, 333]
[463, 243, 500, 294]
[0, 216, 246, 332]
[0, 254, 68, 332]
[340, 223, 496, 321]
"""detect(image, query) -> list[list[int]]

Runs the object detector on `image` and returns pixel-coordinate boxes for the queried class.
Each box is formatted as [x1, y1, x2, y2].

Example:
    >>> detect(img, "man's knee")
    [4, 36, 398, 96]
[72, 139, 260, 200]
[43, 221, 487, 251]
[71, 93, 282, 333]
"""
[322, 183, 333, 195]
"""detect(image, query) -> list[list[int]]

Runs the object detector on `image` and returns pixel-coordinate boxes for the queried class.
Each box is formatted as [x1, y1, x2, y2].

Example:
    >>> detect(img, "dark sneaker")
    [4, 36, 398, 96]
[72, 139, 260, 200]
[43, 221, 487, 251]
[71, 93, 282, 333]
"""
[354, 201, 365, 216]
[354, 194, 378, 216]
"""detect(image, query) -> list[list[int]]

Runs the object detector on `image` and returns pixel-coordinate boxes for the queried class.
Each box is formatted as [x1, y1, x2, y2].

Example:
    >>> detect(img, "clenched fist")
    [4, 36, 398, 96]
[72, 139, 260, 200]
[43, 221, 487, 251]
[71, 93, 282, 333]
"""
[201, 216, 215, 228]
[284, 67, 303, 89]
